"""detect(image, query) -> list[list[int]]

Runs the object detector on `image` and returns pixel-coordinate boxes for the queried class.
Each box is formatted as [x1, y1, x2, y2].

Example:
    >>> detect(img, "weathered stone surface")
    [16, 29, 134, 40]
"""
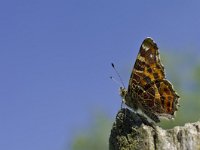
[109, 109, 200, 150]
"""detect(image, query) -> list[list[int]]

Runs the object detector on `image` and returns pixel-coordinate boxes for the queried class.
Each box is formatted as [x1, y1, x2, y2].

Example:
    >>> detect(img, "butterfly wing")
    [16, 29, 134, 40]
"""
[125, 38, 179, 122]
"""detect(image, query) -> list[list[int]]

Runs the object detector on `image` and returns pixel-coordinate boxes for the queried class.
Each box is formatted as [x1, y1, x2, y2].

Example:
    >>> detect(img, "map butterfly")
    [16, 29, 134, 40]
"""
[120, 37, 180, 123]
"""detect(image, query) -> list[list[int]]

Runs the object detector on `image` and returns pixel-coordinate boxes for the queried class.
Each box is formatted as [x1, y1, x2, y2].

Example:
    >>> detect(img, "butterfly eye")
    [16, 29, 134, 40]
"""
[120, 87, 127, 98]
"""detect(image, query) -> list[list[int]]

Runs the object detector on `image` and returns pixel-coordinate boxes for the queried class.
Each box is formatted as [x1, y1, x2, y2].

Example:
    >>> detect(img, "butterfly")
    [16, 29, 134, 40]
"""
[120, 37, 180, 123]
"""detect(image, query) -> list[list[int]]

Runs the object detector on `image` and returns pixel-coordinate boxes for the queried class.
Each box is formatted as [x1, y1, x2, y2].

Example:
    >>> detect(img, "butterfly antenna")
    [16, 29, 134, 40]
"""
[111, 63, 125, 88]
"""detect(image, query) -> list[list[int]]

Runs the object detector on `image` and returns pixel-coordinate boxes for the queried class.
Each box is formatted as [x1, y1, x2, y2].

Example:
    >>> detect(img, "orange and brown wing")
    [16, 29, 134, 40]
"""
[141, 80, 179, 116]
[154, 80, 179, 115]
[128, 37, 165, 91]
[127, 38, 179, 121]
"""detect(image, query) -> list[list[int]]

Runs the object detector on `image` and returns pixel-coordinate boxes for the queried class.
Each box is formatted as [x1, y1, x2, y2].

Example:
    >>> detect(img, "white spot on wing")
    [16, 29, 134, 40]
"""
[142, 44, 150, 51]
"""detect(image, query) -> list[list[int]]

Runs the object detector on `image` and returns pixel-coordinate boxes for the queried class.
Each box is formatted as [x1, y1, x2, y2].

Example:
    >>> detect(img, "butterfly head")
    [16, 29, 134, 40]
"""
[119, 87, 127, 99]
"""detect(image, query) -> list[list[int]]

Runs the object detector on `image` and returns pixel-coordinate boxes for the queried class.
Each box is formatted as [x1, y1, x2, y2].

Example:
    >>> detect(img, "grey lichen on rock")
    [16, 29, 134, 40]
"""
[109, 108, 200, 150]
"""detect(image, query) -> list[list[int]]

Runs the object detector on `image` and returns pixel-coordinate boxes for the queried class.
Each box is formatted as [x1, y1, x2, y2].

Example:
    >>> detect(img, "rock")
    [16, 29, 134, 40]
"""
[109, 108, 200, 150]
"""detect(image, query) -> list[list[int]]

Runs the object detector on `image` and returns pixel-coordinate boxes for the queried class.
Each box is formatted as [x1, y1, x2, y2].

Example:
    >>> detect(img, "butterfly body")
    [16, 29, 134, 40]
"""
[120, 38, 180, 123]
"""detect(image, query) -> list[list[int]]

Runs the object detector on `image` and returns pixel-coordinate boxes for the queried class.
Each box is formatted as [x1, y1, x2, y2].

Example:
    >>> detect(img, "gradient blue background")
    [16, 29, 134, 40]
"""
[1, 1, 200, 150]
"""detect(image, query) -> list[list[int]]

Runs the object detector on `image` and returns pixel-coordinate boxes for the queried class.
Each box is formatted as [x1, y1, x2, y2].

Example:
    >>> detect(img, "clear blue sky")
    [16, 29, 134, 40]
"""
[0, 1, 200, 150]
